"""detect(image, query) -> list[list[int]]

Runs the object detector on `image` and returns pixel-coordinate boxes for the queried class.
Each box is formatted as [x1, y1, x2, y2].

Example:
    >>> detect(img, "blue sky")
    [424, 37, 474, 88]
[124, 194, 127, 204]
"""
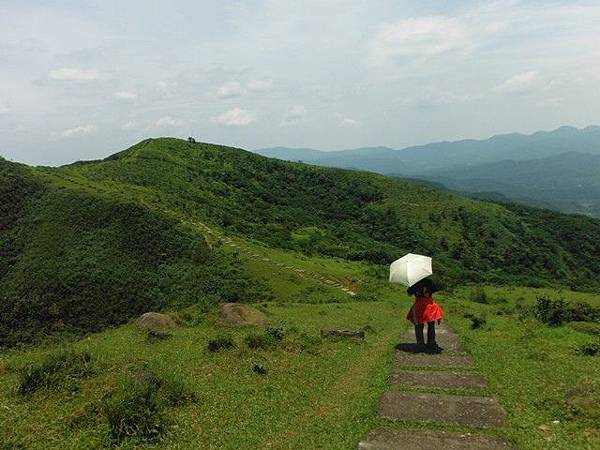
[1, 0, 599, 165]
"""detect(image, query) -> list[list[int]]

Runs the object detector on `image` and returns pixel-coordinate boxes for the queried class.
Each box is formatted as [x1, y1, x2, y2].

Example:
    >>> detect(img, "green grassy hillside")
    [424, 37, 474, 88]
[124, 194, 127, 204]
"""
[0, 157, 266, 346]
[3, 137, 600, 345]
[60, 138, 600, 286]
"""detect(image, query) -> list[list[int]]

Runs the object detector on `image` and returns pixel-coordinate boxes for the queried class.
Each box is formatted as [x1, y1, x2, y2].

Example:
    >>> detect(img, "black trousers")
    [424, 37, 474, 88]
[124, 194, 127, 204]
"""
[415, 321, 436, 345]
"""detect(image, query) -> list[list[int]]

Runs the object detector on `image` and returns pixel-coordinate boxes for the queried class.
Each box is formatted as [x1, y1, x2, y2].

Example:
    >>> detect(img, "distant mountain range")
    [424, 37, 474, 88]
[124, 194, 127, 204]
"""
[255, 126, 600, 216]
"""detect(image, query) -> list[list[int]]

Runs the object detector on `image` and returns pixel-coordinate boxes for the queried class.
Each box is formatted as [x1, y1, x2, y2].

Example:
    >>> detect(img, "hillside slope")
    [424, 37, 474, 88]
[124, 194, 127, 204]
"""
[3, 138, 600, 344]
[0, 156, 264, 345]
[59, 138, 600, 286]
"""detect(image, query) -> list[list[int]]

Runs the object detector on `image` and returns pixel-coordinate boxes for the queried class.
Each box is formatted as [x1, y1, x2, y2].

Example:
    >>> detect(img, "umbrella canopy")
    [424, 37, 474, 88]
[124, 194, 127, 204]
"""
[389, 253, 432, 287]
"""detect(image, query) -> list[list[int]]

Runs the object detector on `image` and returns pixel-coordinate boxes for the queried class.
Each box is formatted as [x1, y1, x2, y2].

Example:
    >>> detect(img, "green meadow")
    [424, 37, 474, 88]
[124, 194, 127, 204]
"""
[1, 284, 600, 449]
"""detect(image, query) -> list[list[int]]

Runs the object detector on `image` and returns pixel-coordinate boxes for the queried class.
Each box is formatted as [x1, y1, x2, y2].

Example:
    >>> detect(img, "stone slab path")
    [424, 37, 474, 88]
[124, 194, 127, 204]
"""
[359, 429, 514, 450]
[359, 322, 515, 449]
[390, 370, 488, 390]
[394, 352, 474, 368]
[379, 391, 507, 427]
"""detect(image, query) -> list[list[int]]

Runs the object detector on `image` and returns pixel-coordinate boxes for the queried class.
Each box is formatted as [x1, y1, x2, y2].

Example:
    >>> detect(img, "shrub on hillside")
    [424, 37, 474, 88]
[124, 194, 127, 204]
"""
[533, 296, 600, 326]
[18, 349, 93, 395]
[568, 321, 600, 336]
[265, 326, 285, 342]
[570, 302, 600, 322]
[207, 335, 235, 352]
[464, 313, 487, 330]
[469, 287, 488, 304]
[576, 342, 600, 356]
[534, 296, 571, 326]
[101, 368, 195, 443]
[244, 332, 278, 350]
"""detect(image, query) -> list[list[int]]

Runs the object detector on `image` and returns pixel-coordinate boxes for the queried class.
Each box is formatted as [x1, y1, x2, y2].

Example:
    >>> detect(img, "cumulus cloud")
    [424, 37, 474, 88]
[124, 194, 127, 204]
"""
[216, 81, 243, 99]
[157, 80, 178, 96]
[213, 107, 256, 127]
[368, 16, 469, 64]
[155, 116, 186, 127]
[62, 124, 97, 137]
[494, 71, 544, 95]
[339, 117, 358, 127]
[48, 68, 98, 81]
[247, 79, 273, 92]
[121, 120, 138, 130]
[0, 101, 9, 114]
[114, 91, 137, 101]
[403, 88, 482, 107]
[281, 104, 307, 125]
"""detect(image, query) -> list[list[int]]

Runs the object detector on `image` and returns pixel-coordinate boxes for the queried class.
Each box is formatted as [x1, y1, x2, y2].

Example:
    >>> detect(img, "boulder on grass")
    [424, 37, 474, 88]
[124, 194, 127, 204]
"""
[136, 312, 177, 330]
[221, 303, 268, 326]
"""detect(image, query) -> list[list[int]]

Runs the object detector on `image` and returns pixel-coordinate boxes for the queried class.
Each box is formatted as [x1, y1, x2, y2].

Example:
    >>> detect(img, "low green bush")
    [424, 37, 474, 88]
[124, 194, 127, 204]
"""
[464, 313, 487, 330]
[265, 326, 285, 342]
[534, 296, 571, 326]
[18, 349, 93, 395]
[576, 342, 600, 356]
[469, 286, 488, 304]
[207, 335, 235, 352]
[252, 364, 267, 375]
[568, 321, 600, 336]
[534, 296, 600, 326]
[101, 368, 195, 443]
[244, 332, 277, 350]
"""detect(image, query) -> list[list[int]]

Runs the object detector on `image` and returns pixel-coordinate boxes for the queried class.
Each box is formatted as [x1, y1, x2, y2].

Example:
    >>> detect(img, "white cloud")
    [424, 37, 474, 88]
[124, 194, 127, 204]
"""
[114, 91, 137, 101]
[157, 80, 178, 96]
[403, 88, 482, 107]
[494, 71, 544, 95]
[281, 104, 307, 126]
[247, 79, 273, 92]
[121, 120, 138, 131]
[213, 107, 256, 127]
[368, 16, 469, 64]
[48, 68, 98, 81]
[155, 116, 186, 127]
[216, 81, 243, 99]
[339, 117, 358, 127]
[62, 124, 97, 137]
[0, 101, 9, 114]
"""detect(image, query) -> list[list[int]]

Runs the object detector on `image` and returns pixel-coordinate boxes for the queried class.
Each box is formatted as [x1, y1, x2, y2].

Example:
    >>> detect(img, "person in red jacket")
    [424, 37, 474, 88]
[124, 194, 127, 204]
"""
[406, 278, 444, 351]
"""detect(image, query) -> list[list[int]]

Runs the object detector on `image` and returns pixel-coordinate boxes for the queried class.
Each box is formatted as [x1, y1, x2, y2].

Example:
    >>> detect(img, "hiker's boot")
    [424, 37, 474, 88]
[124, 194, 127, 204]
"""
[425, 341, 442, 354]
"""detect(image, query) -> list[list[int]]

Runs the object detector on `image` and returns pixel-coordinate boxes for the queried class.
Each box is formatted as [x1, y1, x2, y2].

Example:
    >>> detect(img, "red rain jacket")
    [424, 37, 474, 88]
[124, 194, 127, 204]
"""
[407, 296, 444, 324]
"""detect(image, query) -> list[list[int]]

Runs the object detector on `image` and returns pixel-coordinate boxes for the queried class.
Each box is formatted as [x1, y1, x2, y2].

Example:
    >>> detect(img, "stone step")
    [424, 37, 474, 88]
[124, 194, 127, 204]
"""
[358, 429, 514, 450]
[395, 352, 474, 369]
[390, 370, 487, 389]
[378, 392, 507, 427]
[398, 334, 464, 353]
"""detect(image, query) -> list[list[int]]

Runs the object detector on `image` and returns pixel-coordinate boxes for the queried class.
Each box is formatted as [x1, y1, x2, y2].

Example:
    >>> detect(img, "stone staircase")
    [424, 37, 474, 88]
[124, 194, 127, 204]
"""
[359, 323, 515, 449]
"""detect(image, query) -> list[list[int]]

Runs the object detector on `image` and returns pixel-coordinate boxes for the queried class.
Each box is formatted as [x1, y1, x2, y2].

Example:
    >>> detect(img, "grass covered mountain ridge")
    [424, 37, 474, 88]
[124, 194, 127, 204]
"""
[3, 136, 600, 345]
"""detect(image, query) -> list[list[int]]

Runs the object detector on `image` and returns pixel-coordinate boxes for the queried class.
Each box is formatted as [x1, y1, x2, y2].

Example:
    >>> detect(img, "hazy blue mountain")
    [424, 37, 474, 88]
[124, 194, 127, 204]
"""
[255, 126, 600, 175]
[418, 152, 600, 216]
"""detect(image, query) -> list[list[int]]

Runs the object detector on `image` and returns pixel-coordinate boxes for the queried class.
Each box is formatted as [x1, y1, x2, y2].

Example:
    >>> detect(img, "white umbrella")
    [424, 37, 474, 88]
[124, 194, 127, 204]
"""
[389, 253, 432, 287]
